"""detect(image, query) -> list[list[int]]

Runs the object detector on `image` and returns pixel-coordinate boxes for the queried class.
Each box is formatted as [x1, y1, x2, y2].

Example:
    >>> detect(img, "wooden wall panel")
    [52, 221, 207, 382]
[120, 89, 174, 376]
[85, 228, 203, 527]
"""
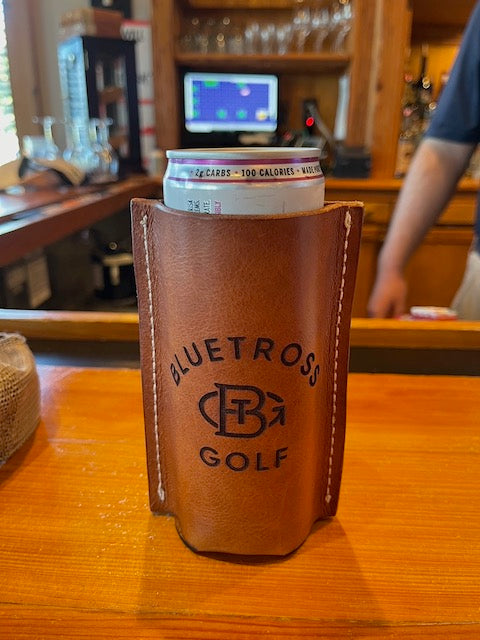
[280, 74, 339, 135]
[4, 0, 42, 140]
[412, 0, 476, 28]
[370, 0, 412, 178]
[345, 0, 377, 148]
[351, 225, 383, 317]
[151, 0, 180, 151]
[405, 228, 474, 309]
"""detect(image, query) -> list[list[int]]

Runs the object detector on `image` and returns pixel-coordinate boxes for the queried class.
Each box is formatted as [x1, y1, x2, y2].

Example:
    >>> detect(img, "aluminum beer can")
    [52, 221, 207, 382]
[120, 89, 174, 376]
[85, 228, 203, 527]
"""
[163, 147, 325, 215]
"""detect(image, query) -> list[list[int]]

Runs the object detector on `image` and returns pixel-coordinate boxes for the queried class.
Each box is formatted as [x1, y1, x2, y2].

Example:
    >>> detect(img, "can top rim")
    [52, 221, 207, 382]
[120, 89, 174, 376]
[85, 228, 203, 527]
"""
[166, 147, 322, 159]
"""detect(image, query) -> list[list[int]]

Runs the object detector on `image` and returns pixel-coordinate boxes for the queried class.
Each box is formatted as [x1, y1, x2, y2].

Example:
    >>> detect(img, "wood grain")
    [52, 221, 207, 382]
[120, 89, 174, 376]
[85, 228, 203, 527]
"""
[0, 177, 160, 268]
[188, 0, 294, 7]
[326, 178, 478, 226]
[174, 52, 351, 73]
[151, 0, 179, 151]
[1, 366, 479, 636]
[370, 0, 412, 179]
[412, 0, 476, 28]
[345, 0, 377, 148]
[0, 309, 140, 342]
[1, 310, 479, 350]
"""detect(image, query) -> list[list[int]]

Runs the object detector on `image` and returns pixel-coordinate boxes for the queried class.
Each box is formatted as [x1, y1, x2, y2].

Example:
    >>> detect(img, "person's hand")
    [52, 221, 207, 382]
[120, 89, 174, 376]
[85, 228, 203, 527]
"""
[367, 270, 408, 318]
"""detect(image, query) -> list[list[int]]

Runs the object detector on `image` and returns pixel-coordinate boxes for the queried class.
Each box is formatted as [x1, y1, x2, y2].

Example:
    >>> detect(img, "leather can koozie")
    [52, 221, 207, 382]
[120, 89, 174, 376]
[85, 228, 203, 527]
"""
[131, 199, 363, 556]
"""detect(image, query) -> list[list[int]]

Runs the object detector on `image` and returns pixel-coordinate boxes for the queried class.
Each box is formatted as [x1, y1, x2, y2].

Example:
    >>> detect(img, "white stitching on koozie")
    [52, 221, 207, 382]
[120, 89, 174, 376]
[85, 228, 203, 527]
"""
[140, 214, 165, 502]
[325, 209, 352, 504]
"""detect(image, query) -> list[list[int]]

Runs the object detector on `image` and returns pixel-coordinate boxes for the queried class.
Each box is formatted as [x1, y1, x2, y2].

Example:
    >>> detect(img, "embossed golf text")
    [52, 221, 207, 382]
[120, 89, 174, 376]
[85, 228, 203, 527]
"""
[197, 383, 288, 473]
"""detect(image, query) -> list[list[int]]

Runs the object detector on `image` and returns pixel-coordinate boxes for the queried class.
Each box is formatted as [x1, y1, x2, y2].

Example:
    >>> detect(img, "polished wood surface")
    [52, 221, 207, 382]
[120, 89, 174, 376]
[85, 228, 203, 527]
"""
[0, 176, 160, 267]
[0, 187, 72, 223]
[351, 317, 480, 349]
[0, 309, 141, 342]
[1, 366, 479, 637]
[1, 309, 480, 350]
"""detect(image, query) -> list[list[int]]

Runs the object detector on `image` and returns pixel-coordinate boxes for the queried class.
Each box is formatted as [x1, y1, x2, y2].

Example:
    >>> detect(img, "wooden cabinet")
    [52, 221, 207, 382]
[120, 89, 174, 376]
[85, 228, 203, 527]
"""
[149, 1, 478, 317]
[150, 0, 411, 179]
[326, 178, 476, 316]
[149, 0, 477, 180]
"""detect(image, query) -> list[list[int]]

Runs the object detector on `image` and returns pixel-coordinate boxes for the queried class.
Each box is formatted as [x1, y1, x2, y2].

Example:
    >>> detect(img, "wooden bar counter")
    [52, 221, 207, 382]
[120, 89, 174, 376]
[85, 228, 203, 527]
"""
[1, 310, 479, 374]
[1, 364, 479, 637]
[0, 176, 160, 268]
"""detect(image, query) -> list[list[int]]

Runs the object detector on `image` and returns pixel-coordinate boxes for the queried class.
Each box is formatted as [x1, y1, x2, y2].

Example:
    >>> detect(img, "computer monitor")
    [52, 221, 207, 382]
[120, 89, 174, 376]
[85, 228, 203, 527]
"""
[183, 71, 278, 136]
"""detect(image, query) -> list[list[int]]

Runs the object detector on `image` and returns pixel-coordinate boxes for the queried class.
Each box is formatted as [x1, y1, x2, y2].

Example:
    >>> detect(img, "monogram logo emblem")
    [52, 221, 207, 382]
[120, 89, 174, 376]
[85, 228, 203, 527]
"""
[198, 383, 285, 438]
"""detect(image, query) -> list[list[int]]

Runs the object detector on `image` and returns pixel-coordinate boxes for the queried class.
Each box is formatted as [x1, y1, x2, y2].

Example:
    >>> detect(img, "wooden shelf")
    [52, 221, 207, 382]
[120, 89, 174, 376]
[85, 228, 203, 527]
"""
[174, 51, 351, 73]
[98, 85, 124, 105]
[152, 0, 409, 175]
[186, 0, 293, 7]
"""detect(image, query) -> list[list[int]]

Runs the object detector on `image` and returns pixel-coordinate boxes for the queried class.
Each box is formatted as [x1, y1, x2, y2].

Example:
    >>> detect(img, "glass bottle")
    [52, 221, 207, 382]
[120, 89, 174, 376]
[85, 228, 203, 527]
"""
[30, 116, 59, 160]
[63, 119, 96, 173]
[89, 118, 119, 184]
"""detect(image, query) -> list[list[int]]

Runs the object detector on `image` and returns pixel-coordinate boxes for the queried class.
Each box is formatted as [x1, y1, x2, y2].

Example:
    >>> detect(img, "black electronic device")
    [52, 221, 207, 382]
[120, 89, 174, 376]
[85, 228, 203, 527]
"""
[332, 144, 372, 178]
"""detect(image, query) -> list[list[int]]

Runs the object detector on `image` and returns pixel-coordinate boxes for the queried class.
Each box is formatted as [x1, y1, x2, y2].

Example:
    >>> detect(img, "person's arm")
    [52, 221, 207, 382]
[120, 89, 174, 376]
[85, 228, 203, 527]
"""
[367, 137, 474, 318]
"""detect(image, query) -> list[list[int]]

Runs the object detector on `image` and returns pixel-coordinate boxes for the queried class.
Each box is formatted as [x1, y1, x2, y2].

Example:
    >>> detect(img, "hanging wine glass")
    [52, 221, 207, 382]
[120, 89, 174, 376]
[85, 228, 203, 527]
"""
[292, 0, 312, 53]
[310, 4, 331, 52]
[330, 0, 353, 52]
[276, 22, 293, 55]
[244, 21, 261, 54]
[259, 23, 276, 55]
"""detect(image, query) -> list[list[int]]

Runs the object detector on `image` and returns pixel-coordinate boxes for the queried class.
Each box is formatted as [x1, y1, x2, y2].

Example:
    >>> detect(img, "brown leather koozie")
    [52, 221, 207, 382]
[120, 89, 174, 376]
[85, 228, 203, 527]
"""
[131, 199, 363, 556]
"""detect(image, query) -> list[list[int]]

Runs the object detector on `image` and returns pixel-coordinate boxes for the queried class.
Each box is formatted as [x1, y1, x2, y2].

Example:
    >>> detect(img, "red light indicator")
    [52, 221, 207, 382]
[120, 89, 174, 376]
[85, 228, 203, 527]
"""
[305, 116, 315, 128]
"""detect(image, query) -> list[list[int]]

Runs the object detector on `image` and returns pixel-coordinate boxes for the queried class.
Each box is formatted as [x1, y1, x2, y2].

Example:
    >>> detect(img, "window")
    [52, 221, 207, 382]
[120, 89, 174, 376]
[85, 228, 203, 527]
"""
[0, 0, 18, 166]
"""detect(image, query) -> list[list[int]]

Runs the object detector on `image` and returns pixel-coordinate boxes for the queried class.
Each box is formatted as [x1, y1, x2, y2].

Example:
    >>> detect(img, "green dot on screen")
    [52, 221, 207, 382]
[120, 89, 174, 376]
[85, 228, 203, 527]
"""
[204, 81, 219, 88]
[216, 109, 227, 120]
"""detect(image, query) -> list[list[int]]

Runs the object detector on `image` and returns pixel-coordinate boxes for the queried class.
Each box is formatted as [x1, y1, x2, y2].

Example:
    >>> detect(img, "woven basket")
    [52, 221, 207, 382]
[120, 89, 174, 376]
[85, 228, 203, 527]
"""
[0, 333, 40, 465]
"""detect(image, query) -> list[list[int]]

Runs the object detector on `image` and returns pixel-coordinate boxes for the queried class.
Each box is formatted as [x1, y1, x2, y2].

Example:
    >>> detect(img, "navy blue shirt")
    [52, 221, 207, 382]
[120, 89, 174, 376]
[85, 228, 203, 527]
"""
[426, 0, 480, 242]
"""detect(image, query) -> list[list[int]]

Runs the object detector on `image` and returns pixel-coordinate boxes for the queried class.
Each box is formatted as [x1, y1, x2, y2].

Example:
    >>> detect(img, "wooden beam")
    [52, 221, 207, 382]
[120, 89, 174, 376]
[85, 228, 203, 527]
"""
[0, 310, 140, 342]
[345, 0, 378, 148]
[1, 311, 479, 351]
[370, 0, 412, 178]
[151, 0, 180, 150]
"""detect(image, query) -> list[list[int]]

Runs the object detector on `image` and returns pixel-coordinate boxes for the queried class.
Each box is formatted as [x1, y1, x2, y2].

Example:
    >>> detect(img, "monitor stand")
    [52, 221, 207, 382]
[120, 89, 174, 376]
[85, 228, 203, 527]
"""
[181, 131, 240, 149]
[180, 131, 279, 149]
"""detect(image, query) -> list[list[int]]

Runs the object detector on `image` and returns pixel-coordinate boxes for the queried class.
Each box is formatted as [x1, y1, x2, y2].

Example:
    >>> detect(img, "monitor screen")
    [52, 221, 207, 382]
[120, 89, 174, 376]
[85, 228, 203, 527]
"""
[183, 72, 278, 133]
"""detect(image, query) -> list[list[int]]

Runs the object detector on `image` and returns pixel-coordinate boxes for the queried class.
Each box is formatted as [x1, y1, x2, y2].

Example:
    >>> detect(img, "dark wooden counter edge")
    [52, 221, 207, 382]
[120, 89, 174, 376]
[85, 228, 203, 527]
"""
[0, 176, 161, 268]
[0, 310, 479, 350]
[325, 177, 480, 193]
